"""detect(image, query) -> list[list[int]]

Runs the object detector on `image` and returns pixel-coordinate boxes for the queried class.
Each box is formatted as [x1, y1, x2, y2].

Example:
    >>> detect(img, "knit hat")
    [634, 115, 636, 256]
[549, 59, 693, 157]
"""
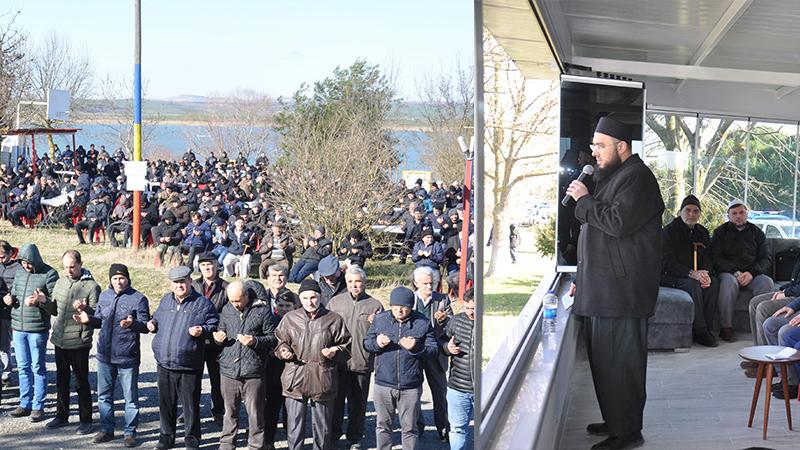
[315, 225, 326, 234]
[679, 195, 701, 211]
[298, 279, 321, 295]
[109, 263, 130, 280]
[389, 287, 415, 308]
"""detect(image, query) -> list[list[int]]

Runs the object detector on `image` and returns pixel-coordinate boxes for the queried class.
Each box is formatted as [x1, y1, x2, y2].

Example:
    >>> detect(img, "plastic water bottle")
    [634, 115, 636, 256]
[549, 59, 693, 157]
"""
[543, 290, 558, 334]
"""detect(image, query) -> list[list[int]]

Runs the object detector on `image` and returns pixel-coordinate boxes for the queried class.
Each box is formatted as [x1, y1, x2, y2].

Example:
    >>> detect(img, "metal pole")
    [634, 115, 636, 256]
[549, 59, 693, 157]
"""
[458, 152, 473, 302]
[31, 134, 37, 178]
[132, 0, 142, 249]
[793, 123, 799, 236]
[473, 0, 485, 440]
[744, 120, 750, 206]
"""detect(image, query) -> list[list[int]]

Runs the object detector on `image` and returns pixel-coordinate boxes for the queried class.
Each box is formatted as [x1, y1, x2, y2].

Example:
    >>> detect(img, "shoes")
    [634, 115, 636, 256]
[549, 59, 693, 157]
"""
[124, 434, 137, 448]
[438, 429, 449, 443]
[46, 416, 69, 429]
[771, 382, 799, 399]
[10, 406, 31, 417]
[587, 422, 610, 436]
[93, 431, 115, 443]
[693, 331, 718, 347]
[591, 431, 644, 450]
[76, 422, 94, 435]
[719, 327, 736, 342]
[30, 409, 44, 422]
[154, 436, 174, 450]
[741, 360, 758, 369]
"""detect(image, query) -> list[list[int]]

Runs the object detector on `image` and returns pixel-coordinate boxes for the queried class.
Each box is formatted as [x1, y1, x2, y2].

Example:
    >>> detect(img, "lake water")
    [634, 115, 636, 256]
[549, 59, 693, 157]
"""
[45, 123, 431, 172]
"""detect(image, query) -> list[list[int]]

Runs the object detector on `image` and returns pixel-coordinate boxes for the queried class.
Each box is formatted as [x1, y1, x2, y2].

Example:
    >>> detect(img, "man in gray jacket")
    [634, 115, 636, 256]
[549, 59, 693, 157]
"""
[328, 266, 384, 449]
[213, 281, 276, 450]
[0, 240, 19, 385]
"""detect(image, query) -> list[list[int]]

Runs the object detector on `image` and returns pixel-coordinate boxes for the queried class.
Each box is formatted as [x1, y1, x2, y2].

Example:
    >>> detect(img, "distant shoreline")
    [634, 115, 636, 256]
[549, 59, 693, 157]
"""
[76, 117, 432, 132]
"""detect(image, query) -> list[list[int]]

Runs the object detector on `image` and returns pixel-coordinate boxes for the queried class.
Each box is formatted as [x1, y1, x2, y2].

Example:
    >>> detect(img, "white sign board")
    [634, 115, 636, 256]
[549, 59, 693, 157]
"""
[46, 89, 71, 121]
[124, 161, 148, 191]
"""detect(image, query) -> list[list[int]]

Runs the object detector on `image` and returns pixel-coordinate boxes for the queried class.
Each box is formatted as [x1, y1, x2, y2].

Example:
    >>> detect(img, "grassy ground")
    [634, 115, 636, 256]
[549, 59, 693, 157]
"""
[484, 275, 542, 316]
[0, 222, 412, 310]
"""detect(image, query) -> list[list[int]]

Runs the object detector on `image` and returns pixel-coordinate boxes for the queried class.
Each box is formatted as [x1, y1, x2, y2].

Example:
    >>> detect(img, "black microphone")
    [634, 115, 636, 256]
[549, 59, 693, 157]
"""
[561, 165, 595, 206]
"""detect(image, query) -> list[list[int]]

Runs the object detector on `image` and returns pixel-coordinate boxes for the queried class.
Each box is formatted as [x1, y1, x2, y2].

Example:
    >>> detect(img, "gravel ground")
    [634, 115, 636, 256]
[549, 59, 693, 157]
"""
[0, 334, 453, 450]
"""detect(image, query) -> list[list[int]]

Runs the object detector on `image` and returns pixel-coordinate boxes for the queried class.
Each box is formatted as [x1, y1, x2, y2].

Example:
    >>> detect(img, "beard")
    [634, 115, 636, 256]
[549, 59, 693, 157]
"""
[595, 153, 622, 181]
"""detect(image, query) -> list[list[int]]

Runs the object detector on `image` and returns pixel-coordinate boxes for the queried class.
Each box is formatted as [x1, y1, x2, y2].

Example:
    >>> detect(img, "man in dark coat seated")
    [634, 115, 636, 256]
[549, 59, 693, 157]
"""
[566, 116, 664, 450]
[711, 199, 773, 342]
[660, 195, 719, 347]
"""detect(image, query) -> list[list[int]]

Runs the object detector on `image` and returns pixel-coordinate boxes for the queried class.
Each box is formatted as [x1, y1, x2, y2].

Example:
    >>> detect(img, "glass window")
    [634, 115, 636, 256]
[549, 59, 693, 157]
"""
[644, 113, 696, 223]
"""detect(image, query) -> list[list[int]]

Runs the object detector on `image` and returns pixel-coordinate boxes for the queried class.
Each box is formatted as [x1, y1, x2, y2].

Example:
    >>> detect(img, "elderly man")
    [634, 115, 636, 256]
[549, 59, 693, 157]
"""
[565, 116, 664, 449]
[365, 287, 438, 450]
[257, 223, 295, 279]
[74, 263, 150, 447]
[413, 266, 452, 441]
[712, 199, 774, 342]
[3, 243, 58, 422]
[213, 281, 277, 450]
[148, 266, 219, 450]
[328, 266, 384, 449]
[263, 264, 291, 315]
[660, 195, 719, 347]
[318, 255, 346, 307]
[274, 279, 351, 450]
[192, 252, 230, 425]
[0, 240, 20, 385]
[42, 250, 101, 433]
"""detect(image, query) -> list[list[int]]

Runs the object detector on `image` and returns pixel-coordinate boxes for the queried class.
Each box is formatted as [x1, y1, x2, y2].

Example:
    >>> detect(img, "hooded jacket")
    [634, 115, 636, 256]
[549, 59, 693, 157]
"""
[9, 244, 59, 332]
[44, 268, 101, 349]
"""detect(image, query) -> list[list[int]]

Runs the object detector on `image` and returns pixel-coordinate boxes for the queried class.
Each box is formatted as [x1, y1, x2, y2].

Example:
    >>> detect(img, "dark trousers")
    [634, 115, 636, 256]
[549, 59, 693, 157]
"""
[157, 366, 202, 448]
[75, 219, 102, 244]
[285, 396, 334, 450]
[8, 208, 27, 226]
[333, 370, 371, 443]
[417, 358, 449, 434]
[264, 383, 286, 445]
[54, 346, 92, 423]
[220, 375, 265, 450]
[583, 316, 648, 437]
[204, 345, 224, 417]
[109, 223, 132, 247]
[662, 276, 719, 333]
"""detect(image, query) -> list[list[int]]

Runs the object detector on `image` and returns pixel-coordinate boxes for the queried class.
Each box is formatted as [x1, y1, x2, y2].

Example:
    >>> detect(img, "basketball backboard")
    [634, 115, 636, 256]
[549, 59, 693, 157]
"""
[46, 89, 70, 121]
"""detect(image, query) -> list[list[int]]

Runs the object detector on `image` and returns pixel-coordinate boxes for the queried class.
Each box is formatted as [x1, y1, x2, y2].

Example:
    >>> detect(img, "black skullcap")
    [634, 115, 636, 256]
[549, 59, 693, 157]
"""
[299, 279, 321, 295]
[680, 195, 701, 212]
[390, 286, 415, 308]
[109, 263, 130, 281]
[595, 116, 632, 144]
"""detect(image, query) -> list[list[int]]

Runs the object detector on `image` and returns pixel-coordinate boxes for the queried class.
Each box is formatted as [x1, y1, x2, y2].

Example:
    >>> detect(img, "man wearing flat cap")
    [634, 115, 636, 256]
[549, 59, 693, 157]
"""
[660, 195, 720, 347]
[73, 263, 150, 447]
[318, 255, 346, 308]
[711, 199, 773, 343]
[566, 116, 664, 450]
[148, 266, 220, 450]
[364, 286, 438, 450]
[274, 279, 351, 450]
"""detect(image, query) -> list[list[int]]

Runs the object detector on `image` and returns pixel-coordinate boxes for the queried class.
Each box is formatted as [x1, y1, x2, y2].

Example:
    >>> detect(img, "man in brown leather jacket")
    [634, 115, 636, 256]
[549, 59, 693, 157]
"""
[274, 279, 351, 450]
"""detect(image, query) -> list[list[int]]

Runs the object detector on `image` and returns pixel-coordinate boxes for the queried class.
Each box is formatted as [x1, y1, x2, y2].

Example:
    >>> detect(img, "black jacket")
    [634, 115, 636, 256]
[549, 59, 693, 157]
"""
[338, 238, 373, 268]
[573, 154, 665, 318]
[216, 302, 277, 379]
[442, 312, 474, 393]
[661, 217, 712, 282]
[711, 221, 771, 276]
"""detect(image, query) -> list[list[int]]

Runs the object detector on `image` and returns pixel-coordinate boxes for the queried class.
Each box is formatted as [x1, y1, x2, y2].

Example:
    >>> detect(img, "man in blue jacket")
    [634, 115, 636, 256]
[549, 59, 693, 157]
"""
[147, 266, 220, 450]
[74, 263, 150, 447]
[364, 286, 437, 450]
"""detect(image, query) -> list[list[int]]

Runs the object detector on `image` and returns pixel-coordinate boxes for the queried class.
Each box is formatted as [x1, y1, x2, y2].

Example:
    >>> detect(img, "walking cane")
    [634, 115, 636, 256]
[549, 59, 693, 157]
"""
[692, 242, 705, 271]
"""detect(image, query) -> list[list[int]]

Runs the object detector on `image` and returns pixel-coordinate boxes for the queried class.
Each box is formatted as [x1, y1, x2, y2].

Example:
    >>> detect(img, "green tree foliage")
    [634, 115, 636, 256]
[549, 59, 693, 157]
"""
[534, 215, 556, 258]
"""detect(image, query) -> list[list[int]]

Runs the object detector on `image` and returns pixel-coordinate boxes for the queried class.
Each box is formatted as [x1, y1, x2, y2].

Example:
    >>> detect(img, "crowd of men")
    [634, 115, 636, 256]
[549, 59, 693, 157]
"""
[0, 144, 476, 450]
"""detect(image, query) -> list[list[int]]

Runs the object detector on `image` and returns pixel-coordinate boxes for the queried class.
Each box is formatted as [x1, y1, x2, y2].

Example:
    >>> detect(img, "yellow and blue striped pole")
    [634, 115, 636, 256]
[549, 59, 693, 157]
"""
[132, 0, 142, 249]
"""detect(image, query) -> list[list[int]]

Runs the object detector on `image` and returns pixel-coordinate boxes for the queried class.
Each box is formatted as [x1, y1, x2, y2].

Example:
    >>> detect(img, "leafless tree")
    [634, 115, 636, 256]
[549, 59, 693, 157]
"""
[483, 32, 559, 278]
[182, 89, 274, 161]
[0, 10, 28, 130]
[96, 74, 164, 158]
[415, 61, 474, 184]
[23, 32, 94, 154]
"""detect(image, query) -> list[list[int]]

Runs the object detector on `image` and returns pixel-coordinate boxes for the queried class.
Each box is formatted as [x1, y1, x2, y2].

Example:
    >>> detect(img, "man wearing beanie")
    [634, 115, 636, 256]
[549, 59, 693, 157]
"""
[148, 266, 219, 450]
[274, 278, 351, 450]
[73, 262, 150, 447]
[565, 116, 664, 450]
[42, 250, 101, 434]
[660, 195, 719, 347]
[365, 286, 438, 450]
[411, 228, 444, 270]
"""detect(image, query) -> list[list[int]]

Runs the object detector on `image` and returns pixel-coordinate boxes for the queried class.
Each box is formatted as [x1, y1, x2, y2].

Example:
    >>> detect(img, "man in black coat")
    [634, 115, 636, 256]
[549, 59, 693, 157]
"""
[566, 116, 664, 450]
[660, 195, 719, 347]
[711, 199, 773, 342]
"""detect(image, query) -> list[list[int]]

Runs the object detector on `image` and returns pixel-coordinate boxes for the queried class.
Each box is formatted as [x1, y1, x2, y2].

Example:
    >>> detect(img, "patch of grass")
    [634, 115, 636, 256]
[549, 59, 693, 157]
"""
[484, 275, 542, 316]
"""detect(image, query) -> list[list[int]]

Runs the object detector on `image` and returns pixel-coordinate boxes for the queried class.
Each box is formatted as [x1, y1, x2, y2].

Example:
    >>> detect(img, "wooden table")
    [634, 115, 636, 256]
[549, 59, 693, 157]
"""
[739, 345, 800, 439]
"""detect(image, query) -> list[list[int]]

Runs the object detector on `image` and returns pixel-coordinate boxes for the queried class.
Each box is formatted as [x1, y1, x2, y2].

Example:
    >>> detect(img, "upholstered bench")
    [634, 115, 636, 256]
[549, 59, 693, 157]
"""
[648, 287, 694, 351]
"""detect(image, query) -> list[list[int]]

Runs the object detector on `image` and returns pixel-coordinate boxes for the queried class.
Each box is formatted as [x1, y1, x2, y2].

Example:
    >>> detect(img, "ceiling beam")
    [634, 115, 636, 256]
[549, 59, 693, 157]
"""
[677, 0, 754, 91]
[572, 57, 800, 87]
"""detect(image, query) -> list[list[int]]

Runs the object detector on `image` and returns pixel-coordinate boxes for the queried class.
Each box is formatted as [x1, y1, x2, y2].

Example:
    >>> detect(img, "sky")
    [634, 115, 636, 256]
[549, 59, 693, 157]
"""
[6, 0, 474, 101]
